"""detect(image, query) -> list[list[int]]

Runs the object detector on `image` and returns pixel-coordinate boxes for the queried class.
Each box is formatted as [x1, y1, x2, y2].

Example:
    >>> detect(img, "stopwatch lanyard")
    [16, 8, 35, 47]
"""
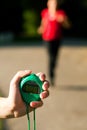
[26, 104, 36, 130]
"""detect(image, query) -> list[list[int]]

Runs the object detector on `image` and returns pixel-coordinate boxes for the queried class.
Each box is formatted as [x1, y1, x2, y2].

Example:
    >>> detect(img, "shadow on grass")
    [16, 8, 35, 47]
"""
[3, 120, 10, 130]
[0, 37, 87, 47]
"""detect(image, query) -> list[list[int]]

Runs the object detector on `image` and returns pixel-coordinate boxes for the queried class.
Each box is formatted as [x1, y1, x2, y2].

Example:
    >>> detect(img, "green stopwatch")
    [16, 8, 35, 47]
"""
[19, 73, 43, 104]
[19, 73, 44, 130]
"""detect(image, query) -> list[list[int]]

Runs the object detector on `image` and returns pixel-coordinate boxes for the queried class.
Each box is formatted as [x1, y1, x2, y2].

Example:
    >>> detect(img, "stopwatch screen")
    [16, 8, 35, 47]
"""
[22, 80, 40, 94]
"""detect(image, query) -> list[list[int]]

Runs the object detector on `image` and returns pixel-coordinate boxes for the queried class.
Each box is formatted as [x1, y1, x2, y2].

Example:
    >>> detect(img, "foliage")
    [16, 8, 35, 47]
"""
[80, 0, 87, 9]
[22, 10, 39, 37]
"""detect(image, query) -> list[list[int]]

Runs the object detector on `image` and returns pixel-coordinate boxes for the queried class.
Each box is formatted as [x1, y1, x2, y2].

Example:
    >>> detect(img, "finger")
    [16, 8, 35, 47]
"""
[42, 80, 50, 90]
[36, 72, 46, 82]
[30, 101, 43, 108]
[10, 70, 32, 86]
[40, 90, 49, 99]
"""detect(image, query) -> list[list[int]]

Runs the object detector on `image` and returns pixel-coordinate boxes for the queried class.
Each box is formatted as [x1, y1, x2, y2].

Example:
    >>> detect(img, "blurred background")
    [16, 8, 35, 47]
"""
[0, 0, 87, 130]
[0, 0, 87, 43]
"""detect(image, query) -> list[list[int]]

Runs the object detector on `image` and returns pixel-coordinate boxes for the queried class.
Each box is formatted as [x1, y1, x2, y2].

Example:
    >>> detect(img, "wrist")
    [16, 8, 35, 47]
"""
[0, 97, 14, 118]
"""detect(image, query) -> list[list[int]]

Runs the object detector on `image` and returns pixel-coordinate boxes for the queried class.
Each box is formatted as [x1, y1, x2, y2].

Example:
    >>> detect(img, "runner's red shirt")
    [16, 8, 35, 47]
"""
[41, 8, 66, 41]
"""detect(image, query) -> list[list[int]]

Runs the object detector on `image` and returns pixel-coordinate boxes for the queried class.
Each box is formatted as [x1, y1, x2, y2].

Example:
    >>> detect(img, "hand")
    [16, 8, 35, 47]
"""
[57, 14, 65, 23]
[37, 26, 43, 34]
[8, 70, 49, 118]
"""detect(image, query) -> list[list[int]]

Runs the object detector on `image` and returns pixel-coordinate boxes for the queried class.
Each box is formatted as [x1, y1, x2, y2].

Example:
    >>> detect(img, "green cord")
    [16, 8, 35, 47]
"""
[26, 104, 36, 130]
[26, 104, 30, 130]
[33, 109, 36, 130]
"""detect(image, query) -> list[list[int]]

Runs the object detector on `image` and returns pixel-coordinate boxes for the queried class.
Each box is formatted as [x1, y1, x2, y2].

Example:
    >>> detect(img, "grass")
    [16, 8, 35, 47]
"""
[0, 93, 3, 130]
[0, 120, 3, 130]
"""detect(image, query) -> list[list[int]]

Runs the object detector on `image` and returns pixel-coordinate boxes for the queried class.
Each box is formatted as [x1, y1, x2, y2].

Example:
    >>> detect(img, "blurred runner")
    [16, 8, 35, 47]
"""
[38, 0, 71, 86]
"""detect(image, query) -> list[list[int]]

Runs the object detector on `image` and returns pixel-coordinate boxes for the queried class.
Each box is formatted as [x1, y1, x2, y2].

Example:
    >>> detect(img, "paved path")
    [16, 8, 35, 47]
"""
[0, 40, 87, 130]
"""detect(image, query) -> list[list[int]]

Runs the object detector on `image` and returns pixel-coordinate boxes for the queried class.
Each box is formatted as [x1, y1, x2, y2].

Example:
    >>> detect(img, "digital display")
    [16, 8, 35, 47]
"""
[22, 81, 40, 94]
